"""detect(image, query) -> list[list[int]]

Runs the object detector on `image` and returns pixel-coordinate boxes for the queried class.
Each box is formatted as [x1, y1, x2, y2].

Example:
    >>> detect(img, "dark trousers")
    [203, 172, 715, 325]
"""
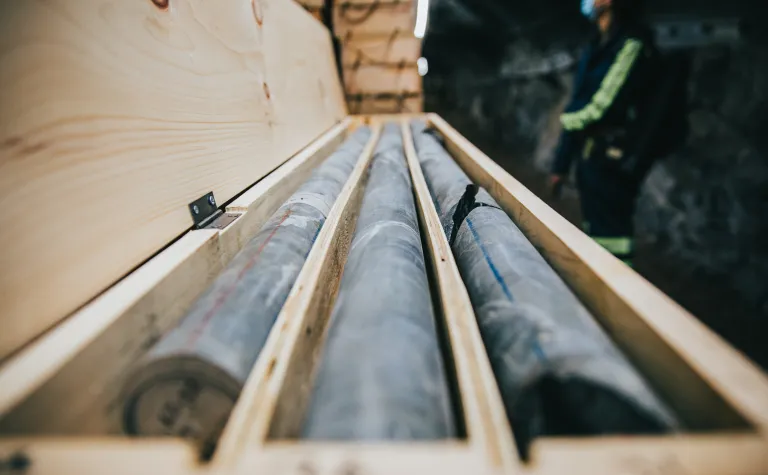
[577, 158, 640, 266]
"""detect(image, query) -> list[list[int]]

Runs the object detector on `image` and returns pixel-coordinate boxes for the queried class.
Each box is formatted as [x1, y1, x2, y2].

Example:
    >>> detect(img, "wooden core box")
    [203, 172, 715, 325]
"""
[1, 1, 767, 474]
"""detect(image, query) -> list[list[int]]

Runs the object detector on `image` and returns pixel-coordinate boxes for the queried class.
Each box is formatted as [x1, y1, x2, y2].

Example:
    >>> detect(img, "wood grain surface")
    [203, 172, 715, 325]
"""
[343, 65, 421, 94]
[0, 0, 346, 361]
[334, 1, 416, 38]
[341, 34, 422, 66]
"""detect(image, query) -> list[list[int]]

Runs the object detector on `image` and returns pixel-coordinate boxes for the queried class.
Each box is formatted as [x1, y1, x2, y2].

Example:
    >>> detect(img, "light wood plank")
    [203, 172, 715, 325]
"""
[344, 65, 422, 94]
[529, 435, 768, 475]
[341, 34, 422, 66]
[401, 121, 521, 474]
[334, 1, 416, 38]
[264, 0, 348, 161]
[0, 0, 346, 360]
[348, 94, 423, 114]
[428, 113, 768, 435]
[213, 126, 382, 468]
[0, 439, 200, 475]
[0, 121, 349, 435]
[236, 443, 492, 475]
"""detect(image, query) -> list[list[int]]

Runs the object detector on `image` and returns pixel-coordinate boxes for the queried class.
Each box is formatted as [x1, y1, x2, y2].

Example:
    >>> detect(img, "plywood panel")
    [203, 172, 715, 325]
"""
[334, 1, 416, 38]
[344, 65, 421, 94]
[0, 0, 346, 360]
[341, 33, 422, 66]
[236, 444, 495, 475]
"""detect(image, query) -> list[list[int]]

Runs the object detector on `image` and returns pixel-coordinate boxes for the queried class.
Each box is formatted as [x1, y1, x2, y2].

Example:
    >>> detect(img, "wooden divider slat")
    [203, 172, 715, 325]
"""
[213, 126, 382, 468]
[401, 121, 521, 473]
[237, 443, 480, 475]
[0, 120, 350, 435]
[530, 435, 768, 475]
[0, 439, 199, 475]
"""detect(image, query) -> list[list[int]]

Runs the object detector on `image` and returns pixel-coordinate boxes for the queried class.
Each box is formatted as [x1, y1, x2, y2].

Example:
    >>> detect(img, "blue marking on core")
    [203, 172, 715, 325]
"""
[466, 217, 514, 302]
[433, 196, 443, 215]
[304, 220, 324, 258]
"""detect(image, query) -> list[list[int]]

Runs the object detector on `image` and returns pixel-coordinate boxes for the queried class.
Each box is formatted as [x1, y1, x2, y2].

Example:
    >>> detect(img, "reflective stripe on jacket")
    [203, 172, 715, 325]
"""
[551, 25, 656, 176]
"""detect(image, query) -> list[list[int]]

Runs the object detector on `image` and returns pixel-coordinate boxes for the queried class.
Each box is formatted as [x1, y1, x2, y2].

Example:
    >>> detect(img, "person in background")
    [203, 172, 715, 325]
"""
[549, 0, 660, 267]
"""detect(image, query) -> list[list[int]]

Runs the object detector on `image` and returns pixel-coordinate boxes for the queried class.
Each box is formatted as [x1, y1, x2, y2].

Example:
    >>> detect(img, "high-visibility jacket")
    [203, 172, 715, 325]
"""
[552, 24, 659, 266]
[552, 24, 658, 177]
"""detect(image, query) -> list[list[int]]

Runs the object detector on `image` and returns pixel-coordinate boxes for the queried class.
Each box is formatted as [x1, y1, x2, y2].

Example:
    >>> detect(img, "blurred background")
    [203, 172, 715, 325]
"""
[422, 0, 768, 370]
[302, 0, 768, 371]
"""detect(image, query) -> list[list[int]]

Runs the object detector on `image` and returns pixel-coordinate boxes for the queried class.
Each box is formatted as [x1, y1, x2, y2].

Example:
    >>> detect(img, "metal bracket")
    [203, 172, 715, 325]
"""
[0, 452, 31, 474]
[188, 192, 223, 230]
[205, 212, 241, 231]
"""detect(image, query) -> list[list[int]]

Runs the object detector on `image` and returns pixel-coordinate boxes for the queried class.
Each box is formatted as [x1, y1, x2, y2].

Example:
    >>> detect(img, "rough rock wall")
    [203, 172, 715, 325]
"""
[426, 45, 577, 163]
[638, 44, 768, 316]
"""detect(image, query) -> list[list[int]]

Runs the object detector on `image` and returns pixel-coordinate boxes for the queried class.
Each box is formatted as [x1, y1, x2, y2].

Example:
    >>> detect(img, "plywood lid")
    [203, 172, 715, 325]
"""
[0, 0, 346, 360]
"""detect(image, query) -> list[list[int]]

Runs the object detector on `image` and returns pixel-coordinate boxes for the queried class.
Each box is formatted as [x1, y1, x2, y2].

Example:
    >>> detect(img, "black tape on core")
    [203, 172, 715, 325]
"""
[449, 184, 500, 247]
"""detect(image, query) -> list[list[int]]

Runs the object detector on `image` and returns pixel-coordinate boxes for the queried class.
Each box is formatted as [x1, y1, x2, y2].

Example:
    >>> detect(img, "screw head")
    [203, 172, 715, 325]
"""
[192, 205, 200, 215]
[208, 195, 216, 206]
[8, 452, 31, 471]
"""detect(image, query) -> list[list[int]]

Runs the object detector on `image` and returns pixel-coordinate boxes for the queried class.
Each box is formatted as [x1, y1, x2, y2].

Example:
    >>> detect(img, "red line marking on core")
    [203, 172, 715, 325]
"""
[185, 208, 293, 347]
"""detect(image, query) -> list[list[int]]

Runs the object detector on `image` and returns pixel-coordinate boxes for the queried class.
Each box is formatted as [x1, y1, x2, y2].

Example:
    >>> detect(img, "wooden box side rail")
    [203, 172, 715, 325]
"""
[426, 113, 768, 450]
[341, 34, 422, 67]
[530, 435, 768, 475]
[0, 0, 346, 361]
[0, 120, 351, 435]
[0, 439, 199, 475]
[237, 443, 482, 475]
